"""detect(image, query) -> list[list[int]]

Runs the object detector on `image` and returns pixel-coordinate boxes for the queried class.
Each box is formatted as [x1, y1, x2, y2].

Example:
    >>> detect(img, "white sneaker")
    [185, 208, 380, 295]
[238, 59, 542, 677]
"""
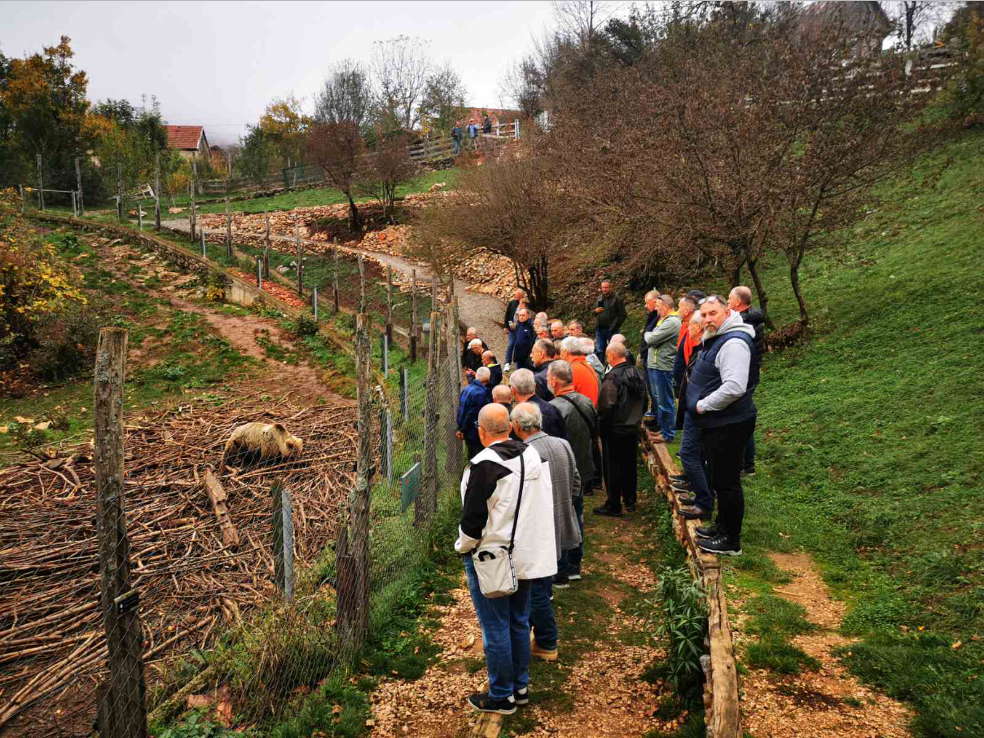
[504, 363, 511, 372]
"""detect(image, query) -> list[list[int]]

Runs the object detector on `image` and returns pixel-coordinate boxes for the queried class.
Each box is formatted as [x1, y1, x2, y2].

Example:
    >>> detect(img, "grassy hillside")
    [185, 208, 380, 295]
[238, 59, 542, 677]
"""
[731, 130, 983, 736]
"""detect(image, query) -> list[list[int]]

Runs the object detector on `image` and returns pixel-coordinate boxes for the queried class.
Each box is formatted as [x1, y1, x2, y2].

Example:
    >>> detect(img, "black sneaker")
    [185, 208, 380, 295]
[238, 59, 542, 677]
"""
[741, 467, 756, 477]
[583, 487, 595, 496]
[670, 480, 692, 493]
[514, 688, 529, 706]
[553, 573, 571, 589]
[670, 473, 688, 483]
[697, 535, 742, 556]
[594, 505, 622, 517]
[625, 504, 637, 513]
[568, 568, 582, 581]
[677, 495, 697, 506]
[467, 693, 517, 715]
[695, 523, 721, 539]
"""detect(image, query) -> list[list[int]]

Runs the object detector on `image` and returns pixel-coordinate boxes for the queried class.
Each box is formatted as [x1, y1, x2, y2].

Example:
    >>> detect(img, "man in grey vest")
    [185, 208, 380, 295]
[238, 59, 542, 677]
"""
[685, 296, 759, 556]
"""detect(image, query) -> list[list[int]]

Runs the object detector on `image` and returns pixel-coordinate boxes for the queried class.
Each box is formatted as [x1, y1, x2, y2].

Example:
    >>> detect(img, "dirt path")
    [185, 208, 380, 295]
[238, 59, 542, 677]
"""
[737, 552, 913, 738]
[160, 220, 507, 359]
[368, 488, 678, 738]
[100, 236, 348, 407]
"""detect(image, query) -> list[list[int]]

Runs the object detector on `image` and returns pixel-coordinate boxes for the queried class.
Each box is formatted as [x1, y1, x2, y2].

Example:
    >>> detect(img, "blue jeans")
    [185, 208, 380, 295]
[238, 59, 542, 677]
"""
[595, 327, 613, 360]
[529, 576, 558, 650]
[565, 494, 584, 573]
[453, 138, 461, 156]
[505, 329, 517, 364]
[648, 368, 676, 442]
[463, 556, 532, 700]
[680, 413, 714, 511]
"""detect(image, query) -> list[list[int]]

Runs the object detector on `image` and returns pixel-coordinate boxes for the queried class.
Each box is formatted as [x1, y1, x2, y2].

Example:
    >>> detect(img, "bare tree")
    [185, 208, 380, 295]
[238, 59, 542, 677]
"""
[552, 0, 619, 51]
[357, 132, 418, 220]
[371, 36, 432, 132]
[420, 61, 468, 137]
[309, 60, 374, 231]
[884, 1, 949, 49]
[546, 12, 953, 327]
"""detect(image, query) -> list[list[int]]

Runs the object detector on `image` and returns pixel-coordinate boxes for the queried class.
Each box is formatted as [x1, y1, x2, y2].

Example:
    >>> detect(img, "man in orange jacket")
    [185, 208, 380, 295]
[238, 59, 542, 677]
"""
[559, 336, 599, 407]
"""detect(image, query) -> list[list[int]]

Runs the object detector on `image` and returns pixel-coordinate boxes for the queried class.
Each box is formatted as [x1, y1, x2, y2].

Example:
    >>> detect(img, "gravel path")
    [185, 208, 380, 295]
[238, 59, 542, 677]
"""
[161, 220, 507, 358]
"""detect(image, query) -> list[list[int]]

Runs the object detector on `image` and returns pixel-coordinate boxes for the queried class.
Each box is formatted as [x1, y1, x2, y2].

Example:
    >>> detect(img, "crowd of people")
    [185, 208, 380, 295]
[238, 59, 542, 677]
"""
[454, 278, 764, 715]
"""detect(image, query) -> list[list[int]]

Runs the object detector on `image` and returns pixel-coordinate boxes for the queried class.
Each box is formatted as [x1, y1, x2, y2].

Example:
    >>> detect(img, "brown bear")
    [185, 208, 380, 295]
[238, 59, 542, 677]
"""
[218, 422, 304, 474]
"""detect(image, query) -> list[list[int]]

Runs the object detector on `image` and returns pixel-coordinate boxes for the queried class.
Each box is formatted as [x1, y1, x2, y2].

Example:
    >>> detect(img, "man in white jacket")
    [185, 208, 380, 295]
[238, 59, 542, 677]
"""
[455, 403, 557, 715]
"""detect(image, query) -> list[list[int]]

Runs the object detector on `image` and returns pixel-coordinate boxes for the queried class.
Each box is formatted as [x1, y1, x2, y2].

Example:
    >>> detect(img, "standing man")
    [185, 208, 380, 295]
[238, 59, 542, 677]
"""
[503, 288, 525, 372]
[492, 384, 514, 408]
[548, 360, 597, 580]
[566, 320, 584, 338]
[559, 337, 600, 407]
[483, 350, 503, 390]
[687, 296, 759, 556]
[467, 118, 479, 142]
[643, 295, 681, 443]
[595, 342, 647, 516]
[550, 321, 567, 341]
[509, 368, 566, 440]
[455, 404, 556, 714]
[580, 337, 605, 385]
[640, 292, 662, 422]
[728, 286, 765, 476]
[483, 113, 493, 134]
[511, 402, 581, 659]
[457, 366, 491, 459]
[461, 328, 488, 378]
[531, 339, 558, 401]
[512, 308, 536, 371]
[592, 280, 627, 359]
[451, 120, 463, 157]
[675, 312, 716, 521]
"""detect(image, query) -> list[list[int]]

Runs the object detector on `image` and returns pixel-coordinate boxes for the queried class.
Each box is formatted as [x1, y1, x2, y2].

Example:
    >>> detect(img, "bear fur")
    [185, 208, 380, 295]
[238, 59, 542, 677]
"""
[218, 422, 303, 474]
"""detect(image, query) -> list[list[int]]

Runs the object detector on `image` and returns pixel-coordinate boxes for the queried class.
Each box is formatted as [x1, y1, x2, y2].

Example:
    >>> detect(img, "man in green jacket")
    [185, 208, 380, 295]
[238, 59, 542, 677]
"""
[592, 280, 627, 359]
[643, 293, 681, 443]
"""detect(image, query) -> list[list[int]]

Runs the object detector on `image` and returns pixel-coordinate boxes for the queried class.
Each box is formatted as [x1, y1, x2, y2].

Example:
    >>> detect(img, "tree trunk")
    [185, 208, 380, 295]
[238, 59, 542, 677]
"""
[526, 255, 549, 307]
[346, 192, 362, 232]
[789, 257, 809, 326]
[747, 257, 775, 330]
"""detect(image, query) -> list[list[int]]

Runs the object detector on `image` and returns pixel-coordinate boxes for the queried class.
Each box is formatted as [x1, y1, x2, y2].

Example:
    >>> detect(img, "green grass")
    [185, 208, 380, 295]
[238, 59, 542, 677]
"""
[716, 130, 984, 736]
[192, 168, 460, 215]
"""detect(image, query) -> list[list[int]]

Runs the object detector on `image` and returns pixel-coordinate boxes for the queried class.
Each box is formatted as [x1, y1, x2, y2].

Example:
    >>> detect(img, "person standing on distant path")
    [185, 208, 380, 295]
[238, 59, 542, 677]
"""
[643, 294, 681, 443]
[548, 360, 597, 580]
[531, 339, 558, 401]
[457, 366, 491, 459]
[483, 114, 493, 134]
[511, 402, 581, 662]
[503, 288, 525, 371]
[452, 120, 463, 156]
[455, 403, 555, 715]
[512, 308, 536, 371]
[728, 286, 765, 476]
[593, 280, 627, 359]
[483, 350, 503, 390]
[509, 368, 567, 440]
[467, 119, 479, 142]
[687, 296, 759, 557]
[595, 342, 647, 517]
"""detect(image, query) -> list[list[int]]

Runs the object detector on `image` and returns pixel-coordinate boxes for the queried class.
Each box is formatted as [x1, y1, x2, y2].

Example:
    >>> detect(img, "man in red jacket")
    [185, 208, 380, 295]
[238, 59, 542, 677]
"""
[559, 336, 599, 408]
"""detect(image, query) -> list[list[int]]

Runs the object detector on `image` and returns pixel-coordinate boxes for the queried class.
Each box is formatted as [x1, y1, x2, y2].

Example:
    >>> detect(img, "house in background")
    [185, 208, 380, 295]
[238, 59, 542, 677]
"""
[166, 125, 211, 161]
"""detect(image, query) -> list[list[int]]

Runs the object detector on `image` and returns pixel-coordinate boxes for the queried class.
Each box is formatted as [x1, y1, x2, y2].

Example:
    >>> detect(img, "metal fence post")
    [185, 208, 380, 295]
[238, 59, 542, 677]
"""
[94, 328, 149, 738]
[295, 224, 303, 295]
[71, 190, 77, 218]
[201, 230, 206, 259]
[313, 286, 318, 320]
[19, 184, 25, 215]
[272, 481, 294, 602]
[332, 244, 340, 314]
[257, 259, 263, 291]
[154, 153, 160, 231]
[37, 154, 44, 211]
[137, 202, 142, 231]
[401, 366, 409, 422]
[225, 184, 232, 261]
[190, 161, 197, 245]
[385, 265, 393, 343]
[264, 208, 271, 278]
[410, 269, 418, 362]
[76, 156, 85, 216]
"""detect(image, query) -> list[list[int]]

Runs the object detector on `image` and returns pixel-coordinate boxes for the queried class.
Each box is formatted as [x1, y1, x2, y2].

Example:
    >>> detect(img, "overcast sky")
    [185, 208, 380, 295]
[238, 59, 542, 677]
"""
[3, 1, 560, 145]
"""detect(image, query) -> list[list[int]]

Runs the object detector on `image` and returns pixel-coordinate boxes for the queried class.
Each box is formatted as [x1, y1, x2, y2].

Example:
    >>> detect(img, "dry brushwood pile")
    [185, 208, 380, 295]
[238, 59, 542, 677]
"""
[0, 396, 357, 735]
[196, 192, 516, 300]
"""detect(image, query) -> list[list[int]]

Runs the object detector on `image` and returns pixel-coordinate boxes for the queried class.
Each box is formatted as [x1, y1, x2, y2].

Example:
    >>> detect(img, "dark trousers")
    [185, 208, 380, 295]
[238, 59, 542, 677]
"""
[529, 575, 558, 650]
[560, 495, 584, 574]
[699, 418, 755, 542]
[591, 435, 602, 488]
[743, 418, 756, 471]
[466, 437, 483, 460]
[680, 413, 714, 511]
[602, 433, 638, 513]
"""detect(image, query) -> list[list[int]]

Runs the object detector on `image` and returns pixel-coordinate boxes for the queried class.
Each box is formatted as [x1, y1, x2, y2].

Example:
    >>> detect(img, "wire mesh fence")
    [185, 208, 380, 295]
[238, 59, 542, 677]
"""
[0, 285, 468, 737]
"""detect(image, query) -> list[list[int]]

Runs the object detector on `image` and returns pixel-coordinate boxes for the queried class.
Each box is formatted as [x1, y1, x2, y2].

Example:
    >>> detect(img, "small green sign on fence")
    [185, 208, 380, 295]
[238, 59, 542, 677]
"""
[400, 462, 421, 513]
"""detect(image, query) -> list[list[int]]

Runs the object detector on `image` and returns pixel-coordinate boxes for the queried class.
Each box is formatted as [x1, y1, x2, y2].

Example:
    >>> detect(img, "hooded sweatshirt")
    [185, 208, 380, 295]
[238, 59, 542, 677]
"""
[455, 438, 558, 580]
[686, 311, 758, 426]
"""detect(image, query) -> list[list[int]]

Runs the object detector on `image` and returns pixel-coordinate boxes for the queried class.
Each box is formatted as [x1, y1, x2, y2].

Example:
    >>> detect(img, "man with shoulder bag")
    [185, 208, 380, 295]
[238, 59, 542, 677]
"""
[455, 404, 557, 714]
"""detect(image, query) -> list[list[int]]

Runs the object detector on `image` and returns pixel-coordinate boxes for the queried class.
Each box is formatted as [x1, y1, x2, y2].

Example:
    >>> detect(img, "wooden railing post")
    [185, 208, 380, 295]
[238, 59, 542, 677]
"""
[94, 328, 148, 738]
[410, 269, 418, 363]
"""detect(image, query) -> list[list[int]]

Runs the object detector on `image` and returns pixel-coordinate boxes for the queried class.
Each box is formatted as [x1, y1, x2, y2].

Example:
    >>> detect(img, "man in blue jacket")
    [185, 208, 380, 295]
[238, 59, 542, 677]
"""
[512, 308, 536, 370]
[457, 366, 491, 459]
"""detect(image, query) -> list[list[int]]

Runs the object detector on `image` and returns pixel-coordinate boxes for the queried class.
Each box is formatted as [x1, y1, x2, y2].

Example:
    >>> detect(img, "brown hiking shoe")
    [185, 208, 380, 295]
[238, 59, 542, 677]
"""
[530, 640, 558, 661]
[649, 432, 667, 444]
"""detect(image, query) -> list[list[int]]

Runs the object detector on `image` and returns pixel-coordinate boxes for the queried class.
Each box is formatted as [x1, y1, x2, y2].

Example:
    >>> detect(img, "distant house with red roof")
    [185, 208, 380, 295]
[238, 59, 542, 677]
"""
[166, 125, 211, 161]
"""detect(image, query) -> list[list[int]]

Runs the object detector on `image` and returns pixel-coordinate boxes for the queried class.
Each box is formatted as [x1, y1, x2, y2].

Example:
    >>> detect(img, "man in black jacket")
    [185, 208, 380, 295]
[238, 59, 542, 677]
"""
[461, 327, 488, 378]
[595, 342, 647, 516]
[531, 339, 558, 401]
[592, 280, 627, 359]
[503, 288, 525, 371]
[509, 368, 567, 440]
[728, 286, 764, 475]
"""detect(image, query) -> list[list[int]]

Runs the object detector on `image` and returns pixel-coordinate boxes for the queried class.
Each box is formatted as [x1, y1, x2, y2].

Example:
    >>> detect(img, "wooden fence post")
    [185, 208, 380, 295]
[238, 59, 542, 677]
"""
[94, 327, 149, 738]
[76, 156, 84, 216]
[358, 255, 366, 316]
[201, 230, 206, 259]
[421, 310, 441, 521]
[71, 190, 77, 218]
[271, 481, 294, 602]
[19, 184, 25, 215]
[264, 208, 271, 278]
[385, 265, 393, 343]
[257, 260, 263, 291]
[37, 154, 45, 211]
[225, 184, 232, 261]
[295, 224, 303, 295]
[137, 201, 142, 231]
[190, 161, 197, 245]
[313, 286, 318, 320]
[410, 269, 418, 362]
[400, 365, 409, 422]
[154, 153, 160, 232]
[332, 244, 340, 314]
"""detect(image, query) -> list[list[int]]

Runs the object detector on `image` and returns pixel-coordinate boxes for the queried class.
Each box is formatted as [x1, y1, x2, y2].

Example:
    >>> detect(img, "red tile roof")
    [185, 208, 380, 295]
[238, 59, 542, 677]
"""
[166, 125, 204, 151]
